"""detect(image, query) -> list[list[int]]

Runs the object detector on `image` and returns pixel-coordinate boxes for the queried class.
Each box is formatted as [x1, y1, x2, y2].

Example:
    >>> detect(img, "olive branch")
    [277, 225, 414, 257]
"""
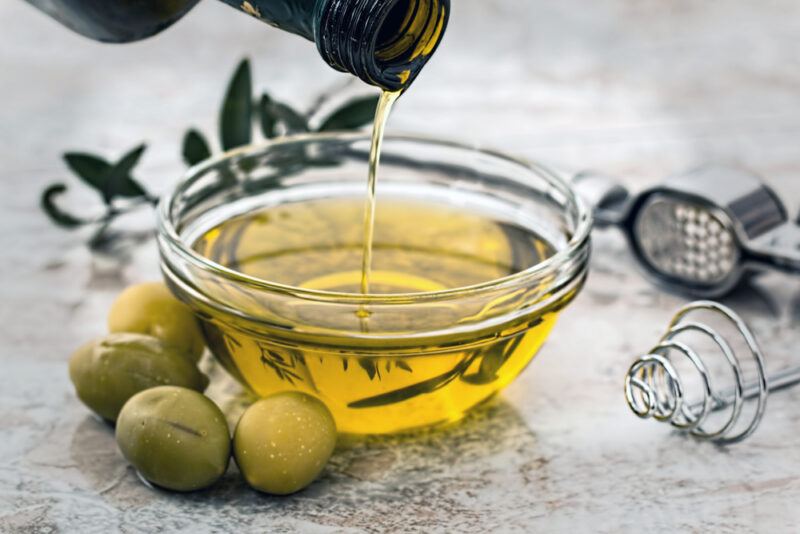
[40, 58, 380, 251]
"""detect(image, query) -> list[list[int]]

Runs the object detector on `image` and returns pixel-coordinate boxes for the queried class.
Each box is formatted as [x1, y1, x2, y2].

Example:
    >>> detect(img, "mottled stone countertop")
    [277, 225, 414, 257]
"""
[2, 1, 800, 532]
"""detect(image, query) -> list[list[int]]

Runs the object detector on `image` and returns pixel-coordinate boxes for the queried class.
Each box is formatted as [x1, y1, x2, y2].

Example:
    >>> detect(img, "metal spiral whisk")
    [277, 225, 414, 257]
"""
[625, 301, 800, 445]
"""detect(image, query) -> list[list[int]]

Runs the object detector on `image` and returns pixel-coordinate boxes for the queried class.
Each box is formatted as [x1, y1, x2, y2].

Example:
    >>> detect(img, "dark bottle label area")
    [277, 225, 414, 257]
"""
[24, 0, 202, 42]
[24, 0, 319, 42]
[24, 0, 449, 92]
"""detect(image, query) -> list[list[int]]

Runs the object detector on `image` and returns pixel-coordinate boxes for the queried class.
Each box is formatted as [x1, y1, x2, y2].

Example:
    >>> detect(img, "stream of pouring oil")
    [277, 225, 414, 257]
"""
[359, 90, 401, 297]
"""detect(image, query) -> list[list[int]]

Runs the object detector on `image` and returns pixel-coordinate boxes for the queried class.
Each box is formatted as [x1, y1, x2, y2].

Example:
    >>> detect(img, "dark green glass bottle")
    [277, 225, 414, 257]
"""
[25, 0, 449, 91]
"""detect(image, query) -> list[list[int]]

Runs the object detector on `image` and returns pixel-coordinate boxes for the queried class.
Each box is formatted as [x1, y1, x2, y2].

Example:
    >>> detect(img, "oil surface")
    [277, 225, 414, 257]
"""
[192, 197, 569, 433]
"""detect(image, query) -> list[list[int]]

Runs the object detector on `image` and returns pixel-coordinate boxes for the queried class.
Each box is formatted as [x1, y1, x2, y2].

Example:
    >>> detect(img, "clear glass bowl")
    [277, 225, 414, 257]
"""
[157, 133, 591, 434]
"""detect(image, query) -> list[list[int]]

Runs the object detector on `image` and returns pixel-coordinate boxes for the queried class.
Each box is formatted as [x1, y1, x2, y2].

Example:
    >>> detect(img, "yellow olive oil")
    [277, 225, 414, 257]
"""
[192, 197, 571, 434]
[361, 90, 400, 296]
[188, 33, 570, 434]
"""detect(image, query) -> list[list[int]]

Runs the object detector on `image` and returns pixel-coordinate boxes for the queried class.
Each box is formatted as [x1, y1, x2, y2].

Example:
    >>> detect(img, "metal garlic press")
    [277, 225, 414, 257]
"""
[574, 165, 800, 297]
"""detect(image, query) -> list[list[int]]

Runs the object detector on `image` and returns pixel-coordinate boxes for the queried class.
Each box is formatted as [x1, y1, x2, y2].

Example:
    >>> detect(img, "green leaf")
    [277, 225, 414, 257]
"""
[259, 95, 309, 136]
[63, 146, 149, 204]
[461, 347, 506, 386]
[318, 95, 380, 132]
[358, 358, 378, 381]
[271, 101, 309, 133]
[220, 59, 253, 150]
[63, 153, 112, 199]
[258, 89, 309, 137]
[258, 94, 277, 138]
[182, 129, 212, 166]
[106, 144, 149, 200]
[348, 356, 476, 409]
[40, 184, 87, 228]
[461, 334, 530, 386]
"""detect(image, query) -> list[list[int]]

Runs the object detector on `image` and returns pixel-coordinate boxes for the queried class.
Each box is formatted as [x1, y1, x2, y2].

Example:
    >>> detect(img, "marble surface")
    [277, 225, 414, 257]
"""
[2, 1, 800, 532]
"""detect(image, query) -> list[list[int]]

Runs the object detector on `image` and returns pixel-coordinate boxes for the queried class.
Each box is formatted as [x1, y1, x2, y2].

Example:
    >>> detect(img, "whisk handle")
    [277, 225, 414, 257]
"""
[690, 366, 800, 414]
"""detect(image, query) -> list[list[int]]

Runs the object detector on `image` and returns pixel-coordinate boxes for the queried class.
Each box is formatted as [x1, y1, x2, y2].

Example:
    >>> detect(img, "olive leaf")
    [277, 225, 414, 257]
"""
[460, 349, 505, 386]
[220, 59, 253, 150]
[42, 142, 153, 247]
[104, 144, 149, 201]
[63, 153, 113, 200]
[259, 94, 309, 135]
[318, 95, 380, 131]
[358, 358, 379, 381]
[348, 355, 477, 409]
[63, 146, 150, 204]
[258, 94, 278, 138]
[272, 102, 309, 133]
[461, 336, 525, 386]
[259, 347, 303, 385]
[41, 56, 379, 250]
[348, 335, 532, 408]
[395, 360, 413, 372]
[256, 343, 319, 391]
[40, 184, 86, 228]
[182, 129, 212, 166]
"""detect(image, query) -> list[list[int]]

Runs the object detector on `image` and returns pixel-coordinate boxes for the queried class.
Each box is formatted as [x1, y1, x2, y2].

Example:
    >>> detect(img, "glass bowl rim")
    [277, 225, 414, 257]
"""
[157, 132, 593, 305]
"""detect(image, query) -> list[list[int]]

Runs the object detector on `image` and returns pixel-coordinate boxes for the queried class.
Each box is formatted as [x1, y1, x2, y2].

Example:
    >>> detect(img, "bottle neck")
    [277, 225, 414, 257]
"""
[226, 0, 450, 91]
[314, 0, 449, 91]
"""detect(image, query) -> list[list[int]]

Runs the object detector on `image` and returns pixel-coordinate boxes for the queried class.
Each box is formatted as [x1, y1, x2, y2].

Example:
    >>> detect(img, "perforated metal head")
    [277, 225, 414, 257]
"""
[574, 165, 800, 297]
[634, 196, 740, 289]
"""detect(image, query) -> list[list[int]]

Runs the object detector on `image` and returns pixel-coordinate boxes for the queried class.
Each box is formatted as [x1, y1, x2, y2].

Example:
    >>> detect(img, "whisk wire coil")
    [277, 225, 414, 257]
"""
[625, 301, 768, 445]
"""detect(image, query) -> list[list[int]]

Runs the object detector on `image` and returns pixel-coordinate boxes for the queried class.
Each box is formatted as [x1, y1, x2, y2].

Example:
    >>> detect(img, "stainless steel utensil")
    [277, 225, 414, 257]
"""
[574, 165, 800, 297]
[624, 300, 800, 445]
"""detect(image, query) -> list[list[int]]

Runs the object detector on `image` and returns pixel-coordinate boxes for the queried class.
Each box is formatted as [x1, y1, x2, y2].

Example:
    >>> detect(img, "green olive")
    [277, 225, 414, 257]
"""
[233, 392, 337, 495]
[116, 386, 230, 492]
[69, 333, 209, 422]
[108, 282, 205, 362]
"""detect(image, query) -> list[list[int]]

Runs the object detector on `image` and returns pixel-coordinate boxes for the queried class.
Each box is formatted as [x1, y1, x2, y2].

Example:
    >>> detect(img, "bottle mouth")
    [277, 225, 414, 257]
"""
[316, 0, 450, 91]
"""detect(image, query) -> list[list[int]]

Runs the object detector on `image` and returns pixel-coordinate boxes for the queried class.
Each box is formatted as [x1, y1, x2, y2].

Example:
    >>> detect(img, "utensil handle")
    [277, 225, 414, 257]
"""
[746, 223, 800, 274]
[690, 366, 800, 414]
[571, 171, 630, 228]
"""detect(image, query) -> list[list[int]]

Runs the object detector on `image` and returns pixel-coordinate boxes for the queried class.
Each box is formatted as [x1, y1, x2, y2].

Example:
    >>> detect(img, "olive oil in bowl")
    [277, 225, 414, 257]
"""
[159, 136, 591, 434]
[191, 196, 565, 433]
